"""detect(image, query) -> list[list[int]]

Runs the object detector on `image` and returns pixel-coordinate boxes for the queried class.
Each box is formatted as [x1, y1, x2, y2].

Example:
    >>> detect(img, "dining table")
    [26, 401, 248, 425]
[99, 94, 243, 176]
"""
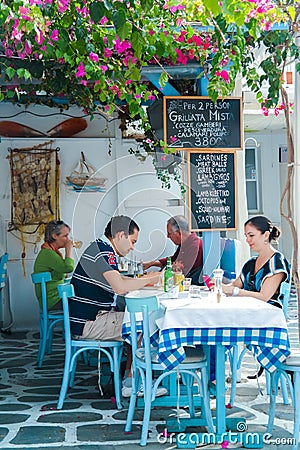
[122, 288, 291, 448]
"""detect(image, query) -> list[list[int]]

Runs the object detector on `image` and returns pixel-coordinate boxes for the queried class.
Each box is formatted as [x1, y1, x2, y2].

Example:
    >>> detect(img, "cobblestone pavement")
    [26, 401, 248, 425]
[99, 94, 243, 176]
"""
[0, 291, 298, 450]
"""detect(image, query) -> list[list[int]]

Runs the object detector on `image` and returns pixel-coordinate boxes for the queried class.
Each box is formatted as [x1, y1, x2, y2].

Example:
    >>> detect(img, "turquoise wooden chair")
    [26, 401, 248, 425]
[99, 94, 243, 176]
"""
[267, 354, 300, 450]
[31, 272, 64, 368]
[229, 280, 291, 406]
[124, 295, 214, 446]
[0, 252, 8, 290]
[56, 283, 123, 410]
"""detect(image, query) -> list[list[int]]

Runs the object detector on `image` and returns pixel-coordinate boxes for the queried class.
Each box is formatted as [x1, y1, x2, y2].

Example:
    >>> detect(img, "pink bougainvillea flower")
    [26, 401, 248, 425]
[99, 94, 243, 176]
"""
[175, 49, 188, 65]
[19, 7, 30, 20]
[149, 30, 154, 36]
[100, 65, 108, 73]
[76, 62, 86, 78]
[262, 106, 269, 117]
[51, 29, 59, 41]
[100, 16, 108, 25]
[35, 30, 44, 45]
[58, 0, 70, 13]
[125, 79, 132, 86]
[148, 94, 156, 101]
[80, 80, 88, 86]
[221, 440, 229, 448]
[104, 48, 112, 58]
[215, 70, 229, 83]
[89, 52, 99, 63]
[104, 105, 110, 111]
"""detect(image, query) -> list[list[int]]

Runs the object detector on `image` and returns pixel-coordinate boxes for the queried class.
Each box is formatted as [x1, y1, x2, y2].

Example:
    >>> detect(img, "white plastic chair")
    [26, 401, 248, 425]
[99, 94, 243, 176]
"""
[124, 294, 214, 446]
[56, 283, 123, 410]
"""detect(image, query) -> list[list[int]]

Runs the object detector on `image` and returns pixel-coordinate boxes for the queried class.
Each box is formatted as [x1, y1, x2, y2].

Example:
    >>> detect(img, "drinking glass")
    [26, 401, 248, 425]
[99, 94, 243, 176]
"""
[182, 277, 192, 291]
[189, 285, 201, 298]
[73, 240, 83, 249]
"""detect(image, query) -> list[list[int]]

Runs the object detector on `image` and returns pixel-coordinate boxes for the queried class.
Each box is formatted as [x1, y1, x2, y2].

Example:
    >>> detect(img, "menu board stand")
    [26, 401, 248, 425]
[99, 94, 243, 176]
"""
[187, 150, 237, 232]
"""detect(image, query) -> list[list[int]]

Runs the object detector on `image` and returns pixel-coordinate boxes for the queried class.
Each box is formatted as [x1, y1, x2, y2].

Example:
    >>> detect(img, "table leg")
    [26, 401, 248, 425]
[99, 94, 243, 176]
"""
[215, 344, 226, 434]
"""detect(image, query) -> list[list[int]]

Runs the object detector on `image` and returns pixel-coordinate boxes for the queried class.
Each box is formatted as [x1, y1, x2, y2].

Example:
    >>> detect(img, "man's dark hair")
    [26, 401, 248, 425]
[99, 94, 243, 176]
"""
[104, 215, 139, 238]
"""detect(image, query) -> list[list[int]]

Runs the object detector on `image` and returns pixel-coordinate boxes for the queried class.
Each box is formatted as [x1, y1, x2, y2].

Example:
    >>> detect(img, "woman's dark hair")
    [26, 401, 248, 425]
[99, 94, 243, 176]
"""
[104, 215, 139, 238]
[44, 220, 70, 243]
[244, 216, 281, 242]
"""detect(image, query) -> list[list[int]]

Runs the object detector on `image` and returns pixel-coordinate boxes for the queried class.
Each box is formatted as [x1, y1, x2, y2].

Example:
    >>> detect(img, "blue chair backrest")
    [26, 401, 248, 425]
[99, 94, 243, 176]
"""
[31, 272, 52, 312]
[125, 295, 159, 314]
[280, 281, 290, 319]
[57, 283, 75, 342]
[220, 238, 237, 280]
[0, 253, 8, 289]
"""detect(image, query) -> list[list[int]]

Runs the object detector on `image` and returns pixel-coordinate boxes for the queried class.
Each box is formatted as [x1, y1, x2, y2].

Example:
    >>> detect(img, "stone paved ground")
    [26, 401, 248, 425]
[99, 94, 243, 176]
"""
[0, 290, 298, 450]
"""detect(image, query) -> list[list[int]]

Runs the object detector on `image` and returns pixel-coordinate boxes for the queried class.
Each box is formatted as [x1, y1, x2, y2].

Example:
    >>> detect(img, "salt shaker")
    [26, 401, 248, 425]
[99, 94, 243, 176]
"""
[213, 268, 224, 303]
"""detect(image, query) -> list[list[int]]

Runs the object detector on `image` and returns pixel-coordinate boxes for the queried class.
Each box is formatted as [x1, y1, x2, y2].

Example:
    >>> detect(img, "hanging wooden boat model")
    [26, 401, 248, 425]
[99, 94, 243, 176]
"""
[66, 151, 107, 191]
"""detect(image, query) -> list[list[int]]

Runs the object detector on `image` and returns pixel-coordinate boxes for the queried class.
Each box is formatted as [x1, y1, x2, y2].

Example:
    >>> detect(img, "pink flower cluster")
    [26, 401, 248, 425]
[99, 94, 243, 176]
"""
[215, 70, 229, 83]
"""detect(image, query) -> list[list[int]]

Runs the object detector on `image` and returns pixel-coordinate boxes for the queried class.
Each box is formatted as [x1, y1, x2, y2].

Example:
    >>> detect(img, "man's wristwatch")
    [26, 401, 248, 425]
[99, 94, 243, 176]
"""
[232, 286, 240, 296]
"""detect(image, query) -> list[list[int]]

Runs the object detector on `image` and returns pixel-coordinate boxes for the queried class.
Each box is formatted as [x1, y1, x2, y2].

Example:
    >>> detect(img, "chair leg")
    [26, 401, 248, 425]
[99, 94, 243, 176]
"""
[57, 347, 72, 409]
[37, 320, 47, 368]
[125, 369, 139, 433]
[200, 367, 214, 433]
[140, 370, 153, 446]
[229, 345, 238, 406]
[267, 371, 277, 434]
[181, 372, 195, 418]
[292, 372, 300, 450]
[46, 320, 56, 354]
[266, 371, 290, 404]
[112, 346, 122, 409]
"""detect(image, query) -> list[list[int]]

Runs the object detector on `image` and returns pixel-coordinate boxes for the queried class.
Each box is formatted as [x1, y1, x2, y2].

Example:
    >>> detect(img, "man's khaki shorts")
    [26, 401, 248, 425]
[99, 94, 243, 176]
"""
[82, 310, 124, 341]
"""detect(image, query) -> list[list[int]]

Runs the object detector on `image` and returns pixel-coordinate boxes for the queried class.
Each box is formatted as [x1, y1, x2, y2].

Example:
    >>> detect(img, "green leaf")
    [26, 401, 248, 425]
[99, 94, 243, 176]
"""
[6, 67, 15, 80]
[117, 22, 131, 41]
[158, 71, 169, 87]
[141, 0, 153, 12]
[131, 28, 145, 59]
[204, 0, 221, 16]
[112, 9, 126, 30]
[129, 100, 141, 117]
[90, 2, 108, 23]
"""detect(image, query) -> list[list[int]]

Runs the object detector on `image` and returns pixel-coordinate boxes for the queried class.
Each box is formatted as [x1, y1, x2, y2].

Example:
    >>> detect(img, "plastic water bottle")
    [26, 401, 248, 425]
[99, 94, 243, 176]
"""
[164, 257, 174, 292]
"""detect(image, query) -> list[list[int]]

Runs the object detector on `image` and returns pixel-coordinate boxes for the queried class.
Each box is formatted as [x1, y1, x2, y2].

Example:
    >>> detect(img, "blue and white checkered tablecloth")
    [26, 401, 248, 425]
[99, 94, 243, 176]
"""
[157, 326, 290, 372]
[122, 295, 291, 373]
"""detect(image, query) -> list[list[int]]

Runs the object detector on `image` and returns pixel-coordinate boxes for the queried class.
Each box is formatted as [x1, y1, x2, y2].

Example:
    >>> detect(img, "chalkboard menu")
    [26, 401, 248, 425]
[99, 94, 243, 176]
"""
[164, 96, 242, 149]
[188, 151, 237, 231]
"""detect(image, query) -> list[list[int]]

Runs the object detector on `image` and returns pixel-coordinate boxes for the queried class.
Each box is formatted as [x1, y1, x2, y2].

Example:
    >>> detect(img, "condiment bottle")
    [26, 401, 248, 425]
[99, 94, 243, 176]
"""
[213, 268, 224, 303]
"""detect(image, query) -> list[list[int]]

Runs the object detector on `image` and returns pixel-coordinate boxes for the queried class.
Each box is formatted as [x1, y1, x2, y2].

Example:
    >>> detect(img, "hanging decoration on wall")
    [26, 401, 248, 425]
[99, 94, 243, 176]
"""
[7, 142, 60, 275]
[8, 142, 60, 229]
[0, 117, 87, 138]
[66, 151, 107, 192]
